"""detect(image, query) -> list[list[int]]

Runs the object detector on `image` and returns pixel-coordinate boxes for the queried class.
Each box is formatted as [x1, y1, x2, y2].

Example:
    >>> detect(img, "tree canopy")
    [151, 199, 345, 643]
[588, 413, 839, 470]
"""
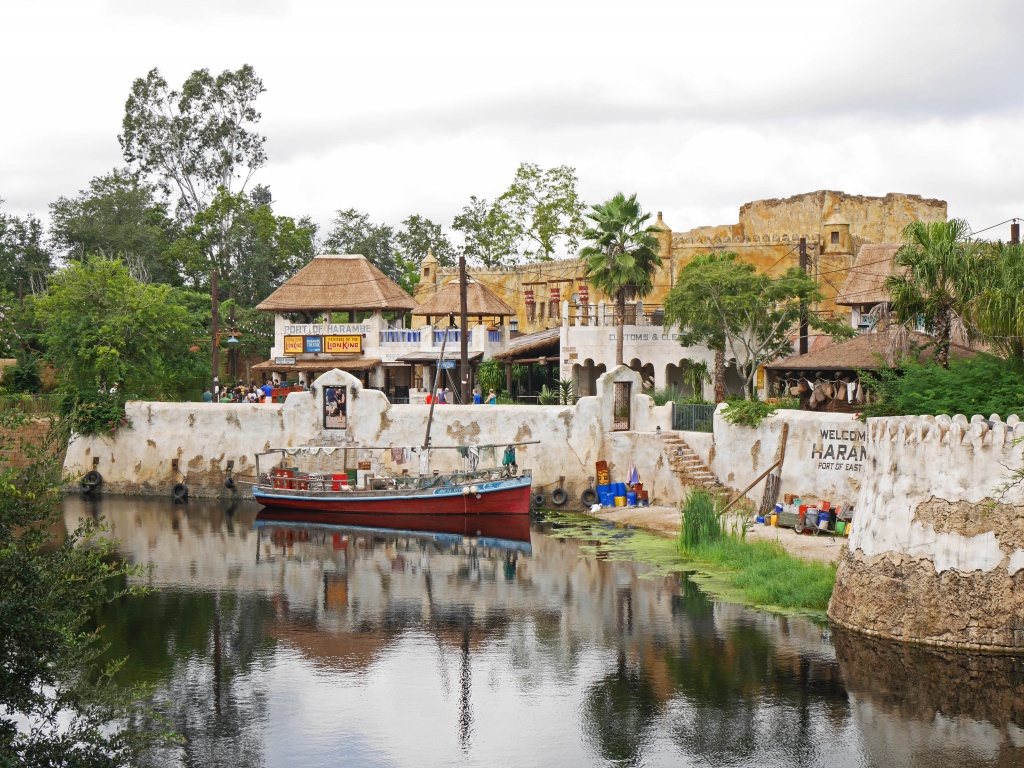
[120, 65, 267, 218]
[37, 257, 206, 399]
[0, 199, 52, 295]
[497, 162, 586, 261]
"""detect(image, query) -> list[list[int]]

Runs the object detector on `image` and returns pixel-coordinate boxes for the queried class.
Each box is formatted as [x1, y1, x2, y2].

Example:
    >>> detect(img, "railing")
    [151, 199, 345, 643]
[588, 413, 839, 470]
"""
[433, 329, 461, 345]
[671, 402, 715, 432]
[565, 303, 666, 328]
[379, 330, 421, 344]
[0, 394, 62, 418]
[487, 330, 502, 343]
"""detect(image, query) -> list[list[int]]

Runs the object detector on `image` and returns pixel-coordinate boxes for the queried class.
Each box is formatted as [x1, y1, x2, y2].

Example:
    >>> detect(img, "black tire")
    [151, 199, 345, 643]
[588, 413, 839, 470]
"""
[532, 492, 545, 510]
[172, 483, 189, 502]
[580, 488, 598, 506]
[551, 488, 568, 507]
[224, 476, 235, 490]
[80, 470, 102, 493]
[794, 518, 806, 535]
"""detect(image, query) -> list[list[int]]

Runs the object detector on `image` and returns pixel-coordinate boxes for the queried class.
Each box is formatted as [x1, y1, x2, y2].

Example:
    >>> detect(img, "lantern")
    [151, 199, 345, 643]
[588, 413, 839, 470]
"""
[550, 285, 560, 304]
[579, 283, 589, 304]
[525, 288, 534, 307]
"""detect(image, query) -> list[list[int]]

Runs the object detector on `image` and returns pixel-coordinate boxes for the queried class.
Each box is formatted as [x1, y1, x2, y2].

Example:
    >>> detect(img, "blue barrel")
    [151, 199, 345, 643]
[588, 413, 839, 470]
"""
[596, 483, 612, 494]
[599, 490, 615, 507]
[614, 482, 627, 497]
[817, 511, 830, 529]
[626, 491, 638, 506]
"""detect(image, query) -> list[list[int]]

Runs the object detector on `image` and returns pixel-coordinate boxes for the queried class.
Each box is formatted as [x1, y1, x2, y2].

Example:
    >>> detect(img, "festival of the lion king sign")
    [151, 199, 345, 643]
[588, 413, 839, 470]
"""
[811, 428, 867, 472]
[283, 334, 362, 355]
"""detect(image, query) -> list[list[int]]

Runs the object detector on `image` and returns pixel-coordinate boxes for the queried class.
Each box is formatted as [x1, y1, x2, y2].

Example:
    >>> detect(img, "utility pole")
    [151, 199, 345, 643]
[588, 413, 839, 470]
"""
[798, 237, 809, 355]
[17, 278, 23, 310]
[211, 268, 220, 400]
[459, 255, 470, 404]
[1012, 219, 1020, 246]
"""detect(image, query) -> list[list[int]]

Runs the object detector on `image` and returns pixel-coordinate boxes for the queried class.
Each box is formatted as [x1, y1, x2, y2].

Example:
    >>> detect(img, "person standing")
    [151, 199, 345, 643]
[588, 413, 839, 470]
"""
[202, 388, 213, 403]
[486, 389, 497, 404]
[436, 388, 446, 404]
[473, 388, 482, 405]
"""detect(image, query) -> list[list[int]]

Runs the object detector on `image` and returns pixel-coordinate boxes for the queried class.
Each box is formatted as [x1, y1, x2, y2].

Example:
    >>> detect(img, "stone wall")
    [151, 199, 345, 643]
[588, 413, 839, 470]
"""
[828, 413, 1024, 651]
[64, 366, 683, 506]
[711, 407, 866, 507]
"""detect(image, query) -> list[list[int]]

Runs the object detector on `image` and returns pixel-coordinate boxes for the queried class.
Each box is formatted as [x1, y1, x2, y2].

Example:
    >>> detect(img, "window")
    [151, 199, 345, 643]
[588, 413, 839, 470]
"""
[831, 231, 840, 244]
[423, 267, 430, 277]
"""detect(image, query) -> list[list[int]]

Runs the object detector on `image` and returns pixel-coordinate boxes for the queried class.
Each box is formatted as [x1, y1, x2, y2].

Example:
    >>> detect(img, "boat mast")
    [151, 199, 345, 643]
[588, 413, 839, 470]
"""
[422, 323, 450, 449]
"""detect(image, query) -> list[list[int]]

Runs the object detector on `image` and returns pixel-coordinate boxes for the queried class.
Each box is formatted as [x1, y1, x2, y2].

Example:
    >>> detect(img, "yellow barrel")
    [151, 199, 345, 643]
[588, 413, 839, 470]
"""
[614, 496, 626, 507]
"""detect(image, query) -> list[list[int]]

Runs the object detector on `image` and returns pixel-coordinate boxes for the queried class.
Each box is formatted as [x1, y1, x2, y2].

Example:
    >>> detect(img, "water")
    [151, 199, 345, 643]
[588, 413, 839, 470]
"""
[65, 496, 1024, 768]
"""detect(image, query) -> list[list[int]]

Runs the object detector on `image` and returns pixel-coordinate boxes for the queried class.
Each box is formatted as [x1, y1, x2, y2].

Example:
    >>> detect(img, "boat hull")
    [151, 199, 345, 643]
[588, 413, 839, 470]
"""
[252, 476, 533, 541]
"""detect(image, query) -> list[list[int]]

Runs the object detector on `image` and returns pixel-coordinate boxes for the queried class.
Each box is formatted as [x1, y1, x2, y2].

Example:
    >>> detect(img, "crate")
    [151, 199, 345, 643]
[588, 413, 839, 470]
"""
[776, 511, 802, 529]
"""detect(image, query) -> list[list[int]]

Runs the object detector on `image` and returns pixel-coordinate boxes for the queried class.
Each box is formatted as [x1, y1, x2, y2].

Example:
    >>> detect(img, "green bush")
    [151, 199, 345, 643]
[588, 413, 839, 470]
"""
[2, 354, 42, 394]
[860, 354, 1024, 419]
[538, 384, 558, 405]
[475, 358, 506, 394]
[721, 398, 777, 427]
[59, 390, 132, 437]
[679, 488, 722, 552]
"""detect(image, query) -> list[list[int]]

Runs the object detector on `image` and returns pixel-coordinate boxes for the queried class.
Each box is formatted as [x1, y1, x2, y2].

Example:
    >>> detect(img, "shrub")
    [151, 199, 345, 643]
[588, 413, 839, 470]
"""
[721, 398, 777, 428]
[538, 385, 558, 405]
[476, 358, 506, 394]
[860, 354, 1024, 419]
[59, 390, 132, 437]
[2, 354, 42, 394]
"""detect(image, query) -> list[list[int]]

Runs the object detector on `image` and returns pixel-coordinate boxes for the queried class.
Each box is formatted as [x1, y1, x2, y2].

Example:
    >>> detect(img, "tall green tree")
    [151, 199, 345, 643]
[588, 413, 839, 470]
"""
[322, 208, 417, 290]
[497, 162, 586, 261]
[38, 256, 205, 399]
[666, 252, 852, 399]
[664, 252, 739, 403]
[120, 65, 267, 218]
[49, 168, 179, 284]
[452, 195, 520, 268]
[580, 193, 662, 366]
[885, 218, 984, 369]
[0, 414, 161, 765]
[396, 214, 456, 268]
[0, 199, 52, 295]
[168, 188, 316, 307]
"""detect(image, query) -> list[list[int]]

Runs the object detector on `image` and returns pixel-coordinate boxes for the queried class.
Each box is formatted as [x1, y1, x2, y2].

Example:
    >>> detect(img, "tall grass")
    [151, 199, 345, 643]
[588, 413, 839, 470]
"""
[679, 488, 722, 551]
[678, 487, 836, 613]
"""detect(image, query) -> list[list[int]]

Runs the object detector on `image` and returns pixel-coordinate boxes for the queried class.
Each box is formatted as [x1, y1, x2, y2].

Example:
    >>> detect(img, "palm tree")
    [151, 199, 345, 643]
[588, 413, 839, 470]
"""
[885, 219, 984, 368]
[974, 240, 1024, 360]
[580, 193, 662, 366]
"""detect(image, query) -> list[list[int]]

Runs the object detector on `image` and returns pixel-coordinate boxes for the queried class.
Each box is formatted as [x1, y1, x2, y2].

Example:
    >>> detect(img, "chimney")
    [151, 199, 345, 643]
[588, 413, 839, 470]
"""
[1011, 219, 1020, 246]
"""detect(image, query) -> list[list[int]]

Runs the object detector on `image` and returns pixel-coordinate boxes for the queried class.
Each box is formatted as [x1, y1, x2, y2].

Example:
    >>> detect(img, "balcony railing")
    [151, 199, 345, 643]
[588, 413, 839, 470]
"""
[379, 330, 421, 344]
[433, 329, 461, 345]
[487, 329, 502, 343]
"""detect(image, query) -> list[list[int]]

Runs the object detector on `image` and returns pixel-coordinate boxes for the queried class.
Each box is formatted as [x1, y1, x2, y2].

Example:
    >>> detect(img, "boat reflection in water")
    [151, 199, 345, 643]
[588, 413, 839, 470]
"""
[253, 505, 532, 543]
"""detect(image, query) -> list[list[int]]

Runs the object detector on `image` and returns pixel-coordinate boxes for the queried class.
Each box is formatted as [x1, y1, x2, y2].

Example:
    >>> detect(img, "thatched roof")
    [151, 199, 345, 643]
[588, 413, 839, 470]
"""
[256, 255, 418, 312]
[251, 358, 381, 373]
[411, 278, 515, 317]
[835, 243, 902, 307]
[766, 329, 976, 371]
[492, 328, 560, 361]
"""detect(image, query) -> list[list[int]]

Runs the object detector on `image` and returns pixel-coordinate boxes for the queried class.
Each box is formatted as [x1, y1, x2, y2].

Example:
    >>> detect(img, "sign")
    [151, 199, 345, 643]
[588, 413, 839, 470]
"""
[304, 336, 323, 354]
[274, 357, 296, 365]
[283, 322, 372, 336]
[440, 360, 456, 370]
[283, 335, 304, 355]
[756, 366, 765, 388]
[324, 335, 362, 354]
[811, 428, 867, 472]
[357, 460, 372, 470]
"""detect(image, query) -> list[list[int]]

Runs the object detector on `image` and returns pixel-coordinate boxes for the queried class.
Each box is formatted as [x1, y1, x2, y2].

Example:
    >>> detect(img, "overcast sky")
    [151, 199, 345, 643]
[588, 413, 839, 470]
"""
[3, 0, 1023, 249]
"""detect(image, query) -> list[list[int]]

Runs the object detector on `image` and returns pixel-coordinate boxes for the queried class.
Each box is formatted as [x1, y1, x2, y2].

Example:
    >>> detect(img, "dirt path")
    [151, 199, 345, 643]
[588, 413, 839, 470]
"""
[590, 505, 846, 565]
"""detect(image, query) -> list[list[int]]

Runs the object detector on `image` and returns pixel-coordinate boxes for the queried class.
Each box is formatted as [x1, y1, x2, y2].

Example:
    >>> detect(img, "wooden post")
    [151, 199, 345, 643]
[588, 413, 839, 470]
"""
[459, 256, 470, 404]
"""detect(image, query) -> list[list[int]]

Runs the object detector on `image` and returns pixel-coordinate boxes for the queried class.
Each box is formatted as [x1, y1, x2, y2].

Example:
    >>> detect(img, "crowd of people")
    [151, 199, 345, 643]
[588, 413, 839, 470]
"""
[202, 380, 308, 404]
[425, 387, 497, 405]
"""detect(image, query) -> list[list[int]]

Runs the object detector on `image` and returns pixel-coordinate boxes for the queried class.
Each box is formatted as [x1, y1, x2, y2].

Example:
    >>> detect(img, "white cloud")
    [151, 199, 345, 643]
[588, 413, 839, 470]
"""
[1, 0, 1022, 246]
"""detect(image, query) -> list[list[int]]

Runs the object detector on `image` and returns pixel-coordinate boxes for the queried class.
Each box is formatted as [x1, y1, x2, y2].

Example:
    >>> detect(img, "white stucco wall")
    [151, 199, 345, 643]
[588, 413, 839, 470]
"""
[849, 413, 1024, 574]
[710, 406, 867, 506]
[65, 366, 677, 505]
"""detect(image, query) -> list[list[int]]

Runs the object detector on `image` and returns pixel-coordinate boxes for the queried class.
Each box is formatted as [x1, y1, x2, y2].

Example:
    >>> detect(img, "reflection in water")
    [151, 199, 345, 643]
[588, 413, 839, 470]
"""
[64, 495, 1024, 768]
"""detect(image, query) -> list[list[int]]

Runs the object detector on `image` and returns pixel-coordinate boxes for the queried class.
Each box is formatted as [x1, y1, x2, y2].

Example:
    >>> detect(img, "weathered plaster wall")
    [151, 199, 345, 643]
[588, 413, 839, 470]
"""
[828, 413, 1024, 651]
[65, 366, 682, 506]
[711, 407, 866, 506]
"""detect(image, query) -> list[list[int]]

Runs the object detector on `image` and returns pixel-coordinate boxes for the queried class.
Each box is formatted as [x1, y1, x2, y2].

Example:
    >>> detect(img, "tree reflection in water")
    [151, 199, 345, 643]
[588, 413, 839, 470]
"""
[64, 496, 1024, 768]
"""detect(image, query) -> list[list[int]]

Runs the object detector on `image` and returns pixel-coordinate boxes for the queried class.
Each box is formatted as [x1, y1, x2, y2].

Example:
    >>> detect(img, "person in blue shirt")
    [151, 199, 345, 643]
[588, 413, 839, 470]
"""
[202, 388, 213, 403]
[472, 388, 482, 404]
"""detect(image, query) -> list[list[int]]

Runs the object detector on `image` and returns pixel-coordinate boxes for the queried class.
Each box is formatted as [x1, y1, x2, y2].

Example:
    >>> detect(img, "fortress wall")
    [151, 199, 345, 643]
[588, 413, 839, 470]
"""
[828, 413, 1024, 651]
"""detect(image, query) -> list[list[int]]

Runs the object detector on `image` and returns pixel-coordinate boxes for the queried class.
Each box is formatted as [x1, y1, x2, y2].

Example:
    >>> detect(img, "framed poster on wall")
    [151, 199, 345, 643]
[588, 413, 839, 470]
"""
[283, 335, 304, 355]
[304, 336, 323, 354]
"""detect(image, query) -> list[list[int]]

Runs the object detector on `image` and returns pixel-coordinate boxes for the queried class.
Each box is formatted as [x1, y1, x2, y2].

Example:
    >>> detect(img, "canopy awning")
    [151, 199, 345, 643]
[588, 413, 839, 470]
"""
[396, 351, 484, 364]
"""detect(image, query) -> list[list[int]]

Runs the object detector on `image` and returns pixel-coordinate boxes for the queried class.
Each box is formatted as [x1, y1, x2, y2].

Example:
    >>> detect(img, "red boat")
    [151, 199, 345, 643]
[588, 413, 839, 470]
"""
[252, 448, 533, 541]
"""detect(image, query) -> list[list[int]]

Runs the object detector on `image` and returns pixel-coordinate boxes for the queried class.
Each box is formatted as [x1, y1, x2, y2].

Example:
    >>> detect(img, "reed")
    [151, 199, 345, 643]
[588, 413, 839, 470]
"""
[679, 487, 722, 552]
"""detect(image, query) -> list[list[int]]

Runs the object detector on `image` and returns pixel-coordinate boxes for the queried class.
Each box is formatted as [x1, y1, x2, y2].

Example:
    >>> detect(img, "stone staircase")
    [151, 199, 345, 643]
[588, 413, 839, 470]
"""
[663, 433, 724, 492]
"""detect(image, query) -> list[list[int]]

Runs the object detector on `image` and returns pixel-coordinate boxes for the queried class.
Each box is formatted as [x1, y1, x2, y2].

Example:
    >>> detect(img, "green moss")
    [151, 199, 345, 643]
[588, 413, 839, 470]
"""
[542, 511, 836, 620]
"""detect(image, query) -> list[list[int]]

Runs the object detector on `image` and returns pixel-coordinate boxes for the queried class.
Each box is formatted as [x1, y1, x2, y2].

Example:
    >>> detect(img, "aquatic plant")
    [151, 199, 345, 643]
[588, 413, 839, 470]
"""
[679, 488, 722, 551]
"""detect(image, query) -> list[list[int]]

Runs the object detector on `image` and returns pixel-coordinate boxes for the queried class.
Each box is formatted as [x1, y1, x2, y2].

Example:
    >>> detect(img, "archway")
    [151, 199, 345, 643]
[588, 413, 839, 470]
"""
[574, 359, 606, 397]
[627, 358, 655, 390]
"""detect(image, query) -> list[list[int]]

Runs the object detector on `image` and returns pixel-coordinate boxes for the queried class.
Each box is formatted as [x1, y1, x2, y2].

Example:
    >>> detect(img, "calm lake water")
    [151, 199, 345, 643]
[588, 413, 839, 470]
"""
[65, 495, 1024, 768]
